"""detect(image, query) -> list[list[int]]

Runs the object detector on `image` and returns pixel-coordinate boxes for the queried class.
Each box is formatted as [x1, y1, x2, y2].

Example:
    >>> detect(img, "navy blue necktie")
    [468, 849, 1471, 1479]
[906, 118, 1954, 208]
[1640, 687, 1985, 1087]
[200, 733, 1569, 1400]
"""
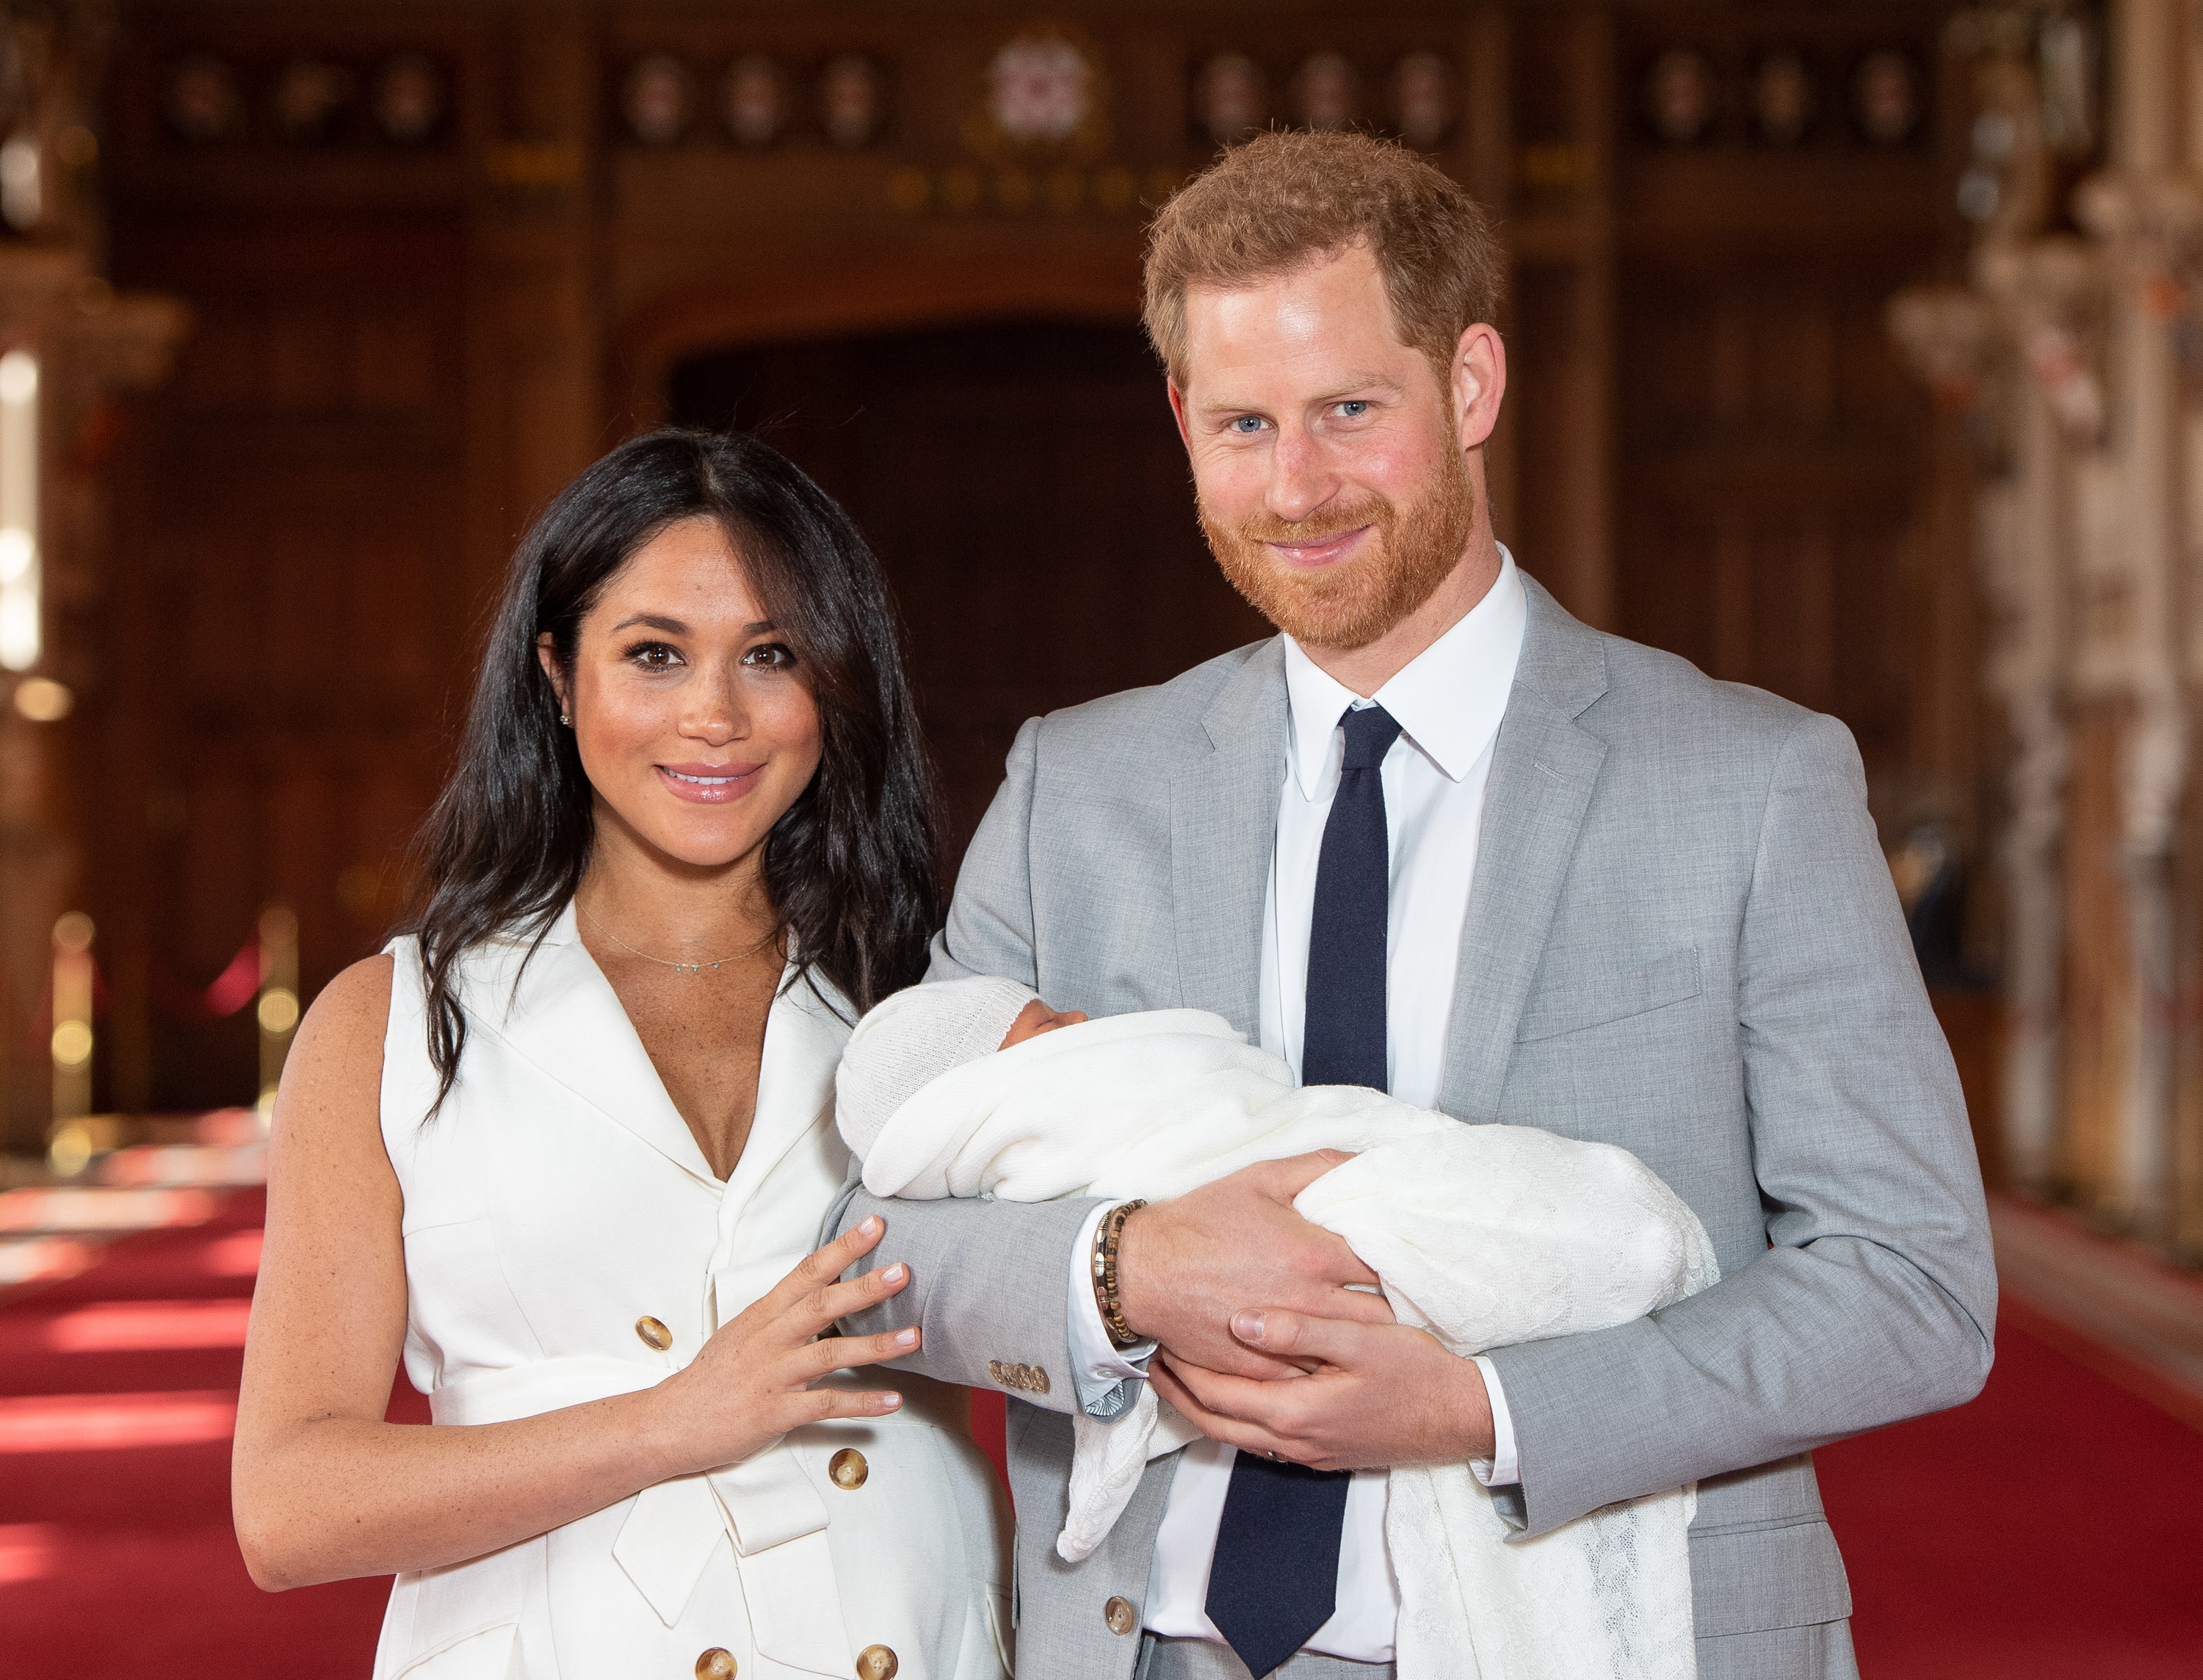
[1206, 702, 1401, 1679]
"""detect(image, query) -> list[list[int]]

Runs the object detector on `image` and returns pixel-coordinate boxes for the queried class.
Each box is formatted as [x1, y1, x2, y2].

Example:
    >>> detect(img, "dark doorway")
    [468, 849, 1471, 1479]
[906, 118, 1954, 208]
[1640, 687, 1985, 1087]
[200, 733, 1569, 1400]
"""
[668, 320, 1269, 853]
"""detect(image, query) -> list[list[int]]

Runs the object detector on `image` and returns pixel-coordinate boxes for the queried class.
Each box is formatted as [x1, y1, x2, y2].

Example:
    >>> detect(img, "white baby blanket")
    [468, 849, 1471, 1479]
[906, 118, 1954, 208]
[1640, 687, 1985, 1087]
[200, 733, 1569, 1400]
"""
[847, 1007, 1718, 1680]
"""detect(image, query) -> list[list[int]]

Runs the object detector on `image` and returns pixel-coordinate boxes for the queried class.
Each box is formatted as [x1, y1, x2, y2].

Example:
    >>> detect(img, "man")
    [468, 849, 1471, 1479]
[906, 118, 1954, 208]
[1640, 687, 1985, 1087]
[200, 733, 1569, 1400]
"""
[838, 131, 1994, 1680]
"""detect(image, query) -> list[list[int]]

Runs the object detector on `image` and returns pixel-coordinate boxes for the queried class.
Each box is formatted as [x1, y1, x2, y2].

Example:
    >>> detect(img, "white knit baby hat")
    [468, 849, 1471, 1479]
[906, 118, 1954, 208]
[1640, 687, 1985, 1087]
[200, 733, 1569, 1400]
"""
[835, 974, 1039, 1159]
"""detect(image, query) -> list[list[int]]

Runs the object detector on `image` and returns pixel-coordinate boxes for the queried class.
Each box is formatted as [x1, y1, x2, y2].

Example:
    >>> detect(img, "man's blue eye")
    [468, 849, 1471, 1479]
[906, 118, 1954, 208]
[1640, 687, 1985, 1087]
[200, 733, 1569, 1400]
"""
[1338, 400, 1370, 417]
[1231, 415, 1265, 433]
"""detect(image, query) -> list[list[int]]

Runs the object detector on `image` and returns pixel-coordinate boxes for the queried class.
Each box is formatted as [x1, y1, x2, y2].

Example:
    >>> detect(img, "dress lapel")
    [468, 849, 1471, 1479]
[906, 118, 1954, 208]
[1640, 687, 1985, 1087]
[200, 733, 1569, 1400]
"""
[1171, 640, 1288, 1037]
[1440, 579, 1611, 1120]
[463, 902, 720, 1187]
[716, 971, 851, 1228]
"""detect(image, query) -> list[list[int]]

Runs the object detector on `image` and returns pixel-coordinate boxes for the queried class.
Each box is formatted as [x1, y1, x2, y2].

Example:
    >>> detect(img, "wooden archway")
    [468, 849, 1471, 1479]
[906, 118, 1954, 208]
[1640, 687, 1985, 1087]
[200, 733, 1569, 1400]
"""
[614, 236, 1150, 429]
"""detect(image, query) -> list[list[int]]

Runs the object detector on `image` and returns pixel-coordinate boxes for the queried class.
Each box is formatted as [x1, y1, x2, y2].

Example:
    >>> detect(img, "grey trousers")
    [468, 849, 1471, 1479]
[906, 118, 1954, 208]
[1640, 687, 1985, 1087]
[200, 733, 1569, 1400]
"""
[1133, 1637, 1386, 1680]
[1133, 1621, 1860, 1680]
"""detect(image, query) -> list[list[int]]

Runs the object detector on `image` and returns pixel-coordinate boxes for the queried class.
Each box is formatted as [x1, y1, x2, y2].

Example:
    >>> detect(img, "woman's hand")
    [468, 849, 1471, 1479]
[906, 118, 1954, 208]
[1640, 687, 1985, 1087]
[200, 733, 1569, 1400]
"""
[645, 1214, 919, 1478]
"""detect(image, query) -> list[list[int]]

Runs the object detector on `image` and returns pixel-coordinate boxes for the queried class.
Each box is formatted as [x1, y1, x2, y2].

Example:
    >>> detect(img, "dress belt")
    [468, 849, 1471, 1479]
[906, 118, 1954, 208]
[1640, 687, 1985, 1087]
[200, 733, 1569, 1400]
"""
[430, 1356, 853, 1678]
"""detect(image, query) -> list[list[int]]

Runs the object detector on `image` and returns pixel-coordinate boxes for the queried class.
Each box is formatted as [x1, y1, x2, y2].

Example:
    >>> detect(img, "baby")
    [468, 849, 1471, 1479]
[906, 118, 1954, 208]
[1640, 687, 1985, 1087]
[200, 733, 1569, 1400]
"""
[836, 976, 1716, 1680]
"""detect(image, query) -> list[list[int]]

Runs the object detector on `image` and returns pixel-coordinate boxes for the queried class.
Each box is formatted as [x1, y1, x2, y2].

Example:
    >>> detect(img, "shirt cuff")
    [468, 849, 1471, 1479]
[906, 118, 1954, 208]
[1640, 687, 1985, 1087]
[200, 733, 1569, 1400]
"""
[1066, 1200, 1155, 1419]
[1469, 1355, 1519, 1487]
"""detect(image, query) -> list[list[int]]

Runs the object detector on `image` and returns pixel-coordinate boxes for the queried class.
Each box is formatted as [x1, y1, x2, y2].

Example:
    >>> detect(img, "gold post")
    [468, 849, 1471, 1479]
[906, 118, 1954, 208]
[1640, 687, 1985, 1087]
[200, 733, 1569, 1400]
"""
[256, 904, 299, 1116]
[47, 910, 94, 1173]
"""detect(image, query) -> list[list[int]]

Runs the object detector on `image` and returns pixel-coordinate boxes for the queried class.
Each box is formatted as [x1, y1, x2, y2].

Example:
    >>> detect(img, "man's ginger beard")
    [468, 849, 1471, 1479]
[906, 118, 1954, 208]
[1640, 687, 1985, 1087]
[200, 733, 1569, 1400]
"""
[1199, 441, 1479, 651]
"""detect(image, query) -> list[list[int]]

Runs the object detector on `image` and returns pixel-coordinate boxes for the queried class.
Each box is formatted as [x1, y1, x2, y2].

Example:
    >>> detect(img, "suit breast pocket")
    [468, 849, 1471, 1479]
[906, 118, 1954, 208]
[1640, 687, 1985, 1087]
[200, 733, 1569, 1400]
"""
[1515, 946, 1702, 1043]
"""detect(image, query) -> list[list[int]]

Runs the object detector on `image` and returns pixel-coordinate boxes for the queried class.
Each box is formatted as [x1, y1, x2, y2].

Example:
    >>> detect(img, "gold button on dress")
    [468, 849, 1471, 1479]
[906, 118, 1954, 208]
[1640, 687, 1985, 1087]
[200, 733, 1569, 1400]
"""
[1104, 1595, 1137, 1635]
[634, 1315, 673, 1351]
[828, 1447, 869, 1490]
[695, 1648, 737, 1679]
[855, 1645, 899, 1679]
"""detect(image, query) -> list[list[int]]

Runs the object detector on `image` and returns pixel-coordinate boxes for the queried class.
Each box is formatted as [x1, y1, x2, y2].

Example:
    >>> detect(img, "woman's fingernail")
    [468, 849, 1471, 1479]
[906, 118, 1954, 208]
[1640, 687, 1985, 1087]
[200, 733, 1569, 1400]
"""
[860, 1216, 882, 1237]
[895, 1328, 919, 1347]
[880, 1392, 902, 1410]
[1231, 1309, 1265, 1342]
[881, 1263, 905, 1285]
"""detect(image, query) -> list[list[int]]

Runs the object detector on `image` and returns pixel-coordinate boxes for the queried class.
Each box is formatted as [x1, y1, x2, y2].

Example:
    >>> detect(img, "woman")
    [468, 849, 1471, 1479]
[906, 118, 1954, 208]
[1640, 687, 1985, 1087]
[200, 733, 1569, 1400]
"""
[232, 430, 1010, 1680]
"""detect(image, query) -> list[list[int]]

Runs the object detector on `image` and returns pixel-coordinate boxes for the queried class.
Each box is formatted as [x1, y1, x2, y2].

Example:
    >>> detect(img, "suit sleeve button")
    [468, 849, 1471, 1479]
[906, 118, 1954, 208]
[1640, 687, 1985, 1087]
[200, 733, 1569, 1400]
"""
[829, 1448, 869, 1489]
[855, 1645, 898, 1679]
[1104, 1595, 1137, 1634]
[635, 1315, 673, 1351]
[695, 1649, 737, 1679]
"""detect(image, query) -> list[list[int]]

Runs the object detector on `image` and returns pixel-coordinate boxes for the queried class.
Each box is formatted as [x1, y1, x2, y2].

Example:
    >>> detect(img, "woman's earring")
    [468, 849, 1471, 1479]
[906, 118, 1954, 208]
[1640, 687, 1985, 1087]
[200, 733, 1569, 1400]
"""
[560, 712, 572, 727]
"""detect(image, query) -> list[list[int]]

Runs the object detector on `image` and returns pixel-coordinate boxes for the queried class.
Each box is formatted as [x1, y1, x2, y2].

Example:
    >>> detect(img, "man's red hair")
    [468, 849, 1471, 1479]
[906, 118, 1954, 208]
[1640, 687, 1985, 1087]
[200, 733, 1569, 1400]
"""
[1142, 130, 1504, 390]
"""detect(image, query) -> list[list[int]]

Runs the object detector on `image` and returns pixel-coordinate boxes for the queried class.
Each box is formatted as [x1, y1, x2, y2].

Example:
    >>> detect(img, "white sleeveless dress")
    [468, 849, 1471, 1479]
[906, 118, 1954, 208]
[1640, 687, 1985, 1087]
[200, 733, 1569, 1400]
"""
[373, 905, 1011, 1680]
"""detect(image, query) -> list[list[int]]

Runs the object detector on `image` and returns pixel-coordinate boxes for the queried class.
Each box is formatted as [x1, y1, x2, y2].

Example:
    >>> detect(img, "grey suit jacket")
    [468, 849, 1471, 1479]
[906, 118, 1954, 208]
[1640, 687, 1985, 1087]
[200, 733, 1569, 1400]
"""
[836, 577, 1994, 1678]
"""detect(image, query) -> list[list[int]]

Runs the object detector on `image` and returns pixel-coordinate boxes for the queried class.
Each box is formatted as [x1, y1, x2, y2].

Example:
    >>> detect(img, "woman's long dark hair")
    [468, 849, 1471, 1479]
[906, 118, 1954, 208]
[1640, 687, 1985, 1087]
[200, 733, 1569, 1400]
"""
[398, 428, 944, 1113]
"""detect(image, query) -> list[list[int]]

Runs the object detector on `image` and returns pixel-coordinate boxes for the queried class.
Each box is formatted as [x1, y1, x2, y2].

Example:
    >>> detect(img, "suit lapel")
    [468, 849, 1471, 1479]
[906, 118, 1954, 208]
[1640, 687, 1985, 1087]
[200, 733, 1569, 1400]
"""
[1440, 579, 1611, 1120]
[1171, 640, 1287, 1036]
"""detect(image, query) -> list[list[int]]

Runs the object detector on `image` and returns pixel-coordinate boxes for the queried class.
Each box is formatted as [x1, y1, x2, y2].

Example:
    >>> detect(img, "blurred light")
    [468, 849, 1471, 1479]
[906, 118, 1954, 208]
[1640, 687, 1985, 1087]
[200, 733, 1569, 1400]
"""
[198, 1228, 264, 1277]
[0, 1524, 58, 1584]
[196, 1107, 267, 1146]
[1958, 167, 2002, 223]
[258, 904, 300, 1112]
[13, 676, 70, 720]
[0, 348, 37, 672]
[43, 1299, 253, 1352]
[0, 584, 33, 669]
[46, 1118, 92, 1177]
[256, 987, 300, 1035]
[0, 349, 40, 405]
[49, 1021, 92, 1067]
[0, 1186, 220, 1233]
[0, 1390, 236, 1453]
[0, 1236, 95, 1286]
[0, 134, 40, 230]
[96, 1143, 267, 1188]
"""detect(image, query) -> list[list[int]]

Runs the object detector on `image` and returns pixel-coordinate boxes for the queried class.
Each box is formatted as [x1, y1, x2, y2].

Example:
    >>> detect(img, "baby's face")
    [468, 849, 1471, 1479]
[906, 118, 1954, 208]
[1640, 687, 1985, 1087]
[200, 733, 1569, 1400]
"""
[999, 998, 1089, 1050]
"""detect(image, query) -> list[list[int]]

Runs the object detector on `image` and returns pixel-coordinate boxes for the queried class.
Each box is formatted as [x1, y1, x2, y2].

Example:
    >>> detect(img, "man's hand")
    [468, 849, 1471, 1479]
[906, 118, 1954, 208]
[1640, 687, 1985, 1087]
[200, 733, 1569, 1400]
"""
[1147, 1308, 1496, 1471]
[1115, 1152, 1392, 1379]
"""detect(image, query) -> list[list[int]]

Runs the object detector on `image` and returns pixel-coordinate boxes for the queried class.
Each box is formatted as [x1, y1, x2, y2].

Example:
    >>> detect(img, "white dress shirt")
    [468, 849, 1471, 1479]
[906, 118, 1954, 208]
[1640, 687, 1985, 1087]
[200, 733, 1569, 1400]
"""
[1066, 551, 1530, 1662]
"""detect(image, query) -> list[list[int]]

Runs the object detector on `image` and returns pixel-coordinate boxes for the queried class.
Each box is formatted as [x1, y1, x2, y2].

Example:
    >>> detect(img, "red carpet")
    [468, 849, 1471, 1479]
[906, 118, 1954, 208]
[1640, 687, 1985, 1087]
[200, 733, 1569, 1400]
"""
[0, 1189, 414, 1680]
[1816, 1307, 2203, 1678]
[4, 1191, 2198, 1679]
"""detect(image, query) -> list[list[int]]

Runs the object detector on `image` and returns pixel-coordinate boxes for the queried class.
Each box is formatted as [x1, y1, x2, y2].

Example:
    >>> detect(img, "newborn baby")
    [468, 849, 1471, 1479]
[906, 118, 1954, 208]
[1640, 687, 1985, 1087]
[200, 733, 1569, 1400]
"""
[836, 977, 1718, 1680]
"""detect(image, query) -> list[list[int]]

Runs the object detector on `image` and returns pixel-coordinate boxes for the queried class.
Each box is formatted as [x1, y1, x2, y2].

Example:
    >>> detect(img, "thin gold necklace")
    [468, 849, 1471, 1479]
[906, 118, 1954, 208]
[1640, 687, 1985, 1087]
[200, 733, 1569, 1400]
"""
[586, 910, 759, 977]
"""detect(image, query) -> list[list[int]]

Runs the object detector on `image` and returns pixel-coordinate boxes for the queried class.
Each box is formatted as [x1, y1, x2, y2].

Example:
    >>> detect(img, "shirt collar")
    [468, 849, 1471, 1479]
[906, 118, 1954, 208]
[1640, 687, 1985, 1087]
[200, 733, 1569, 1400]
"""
[1282, 546, 1528, 798]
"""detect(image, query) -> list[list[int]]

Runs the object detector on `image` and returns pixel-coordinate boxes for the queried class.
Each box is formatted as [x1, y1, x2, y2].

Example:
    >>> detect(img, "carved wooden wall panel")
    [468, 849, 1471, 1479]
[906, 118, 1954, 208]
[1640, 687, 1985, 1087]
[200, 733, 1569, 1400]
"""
[1616, 269, 1928, 769]
[1612, 2, 1951, 793]
[93, 211, 466, 1109]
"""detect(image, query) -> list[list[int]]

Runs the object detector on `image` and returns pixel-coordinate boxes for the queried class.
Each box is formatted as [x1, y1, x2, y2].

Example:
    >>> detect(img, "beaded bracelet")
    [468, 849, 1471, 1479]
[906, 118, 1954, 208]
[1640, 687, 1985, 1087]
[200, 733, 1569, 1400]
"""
[1091, 1199, 1149, 1350]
